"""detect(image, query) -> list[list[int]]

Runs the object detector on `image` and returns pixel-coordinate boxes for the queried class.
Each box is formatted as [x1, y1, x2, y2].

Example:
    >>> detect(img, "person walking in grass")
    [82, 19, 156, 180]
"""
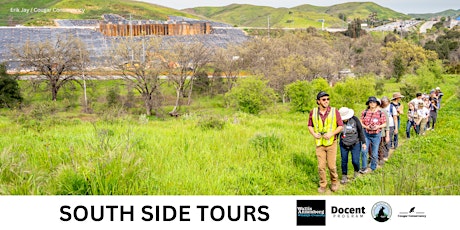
[377, 98, 390, 165]
[406, 102, 417, 138]
[435, 87, 443, 109]
[308, 91, 343, 193]
[415, 101, 429, 135]
[359, 96, 387, 174]
[427, 97, 438, 130]
[380, 96, 397, 160]
[390, 92, 404, 149]
[338, 107, 366, 184]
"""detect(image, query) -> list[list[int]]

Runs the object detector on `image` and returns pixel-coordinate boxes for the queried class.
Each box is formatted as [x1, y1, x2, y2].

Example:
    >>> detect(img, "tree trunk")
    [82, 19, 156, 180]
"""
[52, 85, 58, 101]
[187, 77, 194, 105]
[171, 86, 182, 114]
[143, 93, 152, 116]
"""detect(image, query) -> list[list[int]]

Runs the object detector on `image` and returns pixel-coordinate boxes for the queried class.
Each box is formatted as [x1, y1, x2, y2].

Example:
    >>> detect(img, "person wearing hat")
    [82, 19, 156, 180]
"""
[359, 96, 387, 173]
[308, 91, 343, 193]
[415, 101, 429, 135]
[338, 107, 366, 184]
[435, 87, 443, 109]
[390, 92, 404, 149]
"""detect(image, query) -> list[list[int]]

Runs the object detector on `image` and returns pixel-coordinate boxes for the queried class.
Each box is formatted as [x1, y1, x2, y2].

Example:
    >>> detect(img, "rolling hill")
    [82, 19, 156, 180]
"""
[185, 2, 410, 28]
[409, 9, 460, 20]
[0, 0, 201, 26]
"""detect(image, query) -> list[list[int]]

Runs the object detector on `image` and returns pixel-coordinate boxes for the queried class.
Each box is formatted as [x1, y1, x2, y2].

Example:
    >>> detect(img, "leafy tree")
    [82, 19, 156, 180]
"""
[382, 40, 438, 81]
[225, 77, 276, 114]
[0, 63, 22, 108]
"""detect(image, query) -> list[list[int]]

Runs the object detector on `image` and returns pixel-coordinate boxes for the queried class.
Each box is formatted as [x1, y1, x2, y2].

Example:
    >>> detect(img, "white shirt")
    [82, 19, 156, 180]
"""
[383, 104, 398, 127]
[417, 107, 429, 119]
[410, 98, 423, 107]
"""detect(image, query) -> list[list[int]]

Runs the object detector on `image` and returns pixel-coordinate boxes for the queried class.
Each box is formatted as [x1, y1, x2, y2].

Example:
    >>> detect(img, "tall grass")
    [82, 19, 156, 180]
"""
[0, 76, 458, 195]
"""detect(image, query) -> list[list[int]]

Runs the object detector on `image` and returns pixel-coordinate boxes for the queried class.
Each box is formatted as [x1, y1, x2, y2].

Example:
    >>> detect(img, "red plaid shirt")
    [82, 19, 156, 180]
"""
[360, 109, 386, 134]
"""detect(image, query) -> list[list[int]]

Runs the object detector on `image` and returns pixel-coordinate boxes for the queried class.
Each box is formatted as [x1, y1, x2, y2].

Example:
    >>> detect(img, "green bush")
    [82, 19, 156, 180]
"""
[332, 76, 376, 111]
[285, 78, 330, 113]
[0, 63, 22, 108]
[197, 115, 226, 130]
[225, 77, 276, 114]
[285, 81, 311, 113]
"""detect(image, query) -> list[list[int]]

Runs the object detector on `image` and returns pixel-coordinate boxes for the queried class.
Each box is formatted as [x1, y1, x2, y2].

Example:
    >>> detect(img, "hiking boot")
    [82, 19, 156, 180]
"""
[360, 168, 371, 174]
[340, 175, 348, 184]
[354, 171, 359, 178]
[318, 187, 326, 193]
[331, 184, 339, 192]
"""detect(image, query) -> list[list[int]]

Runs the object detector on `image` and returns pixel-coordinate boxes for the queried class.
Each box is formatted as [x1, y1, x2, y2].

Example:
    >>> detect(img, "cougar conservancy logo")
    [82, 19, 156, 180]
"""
[371, 201, 392, 222]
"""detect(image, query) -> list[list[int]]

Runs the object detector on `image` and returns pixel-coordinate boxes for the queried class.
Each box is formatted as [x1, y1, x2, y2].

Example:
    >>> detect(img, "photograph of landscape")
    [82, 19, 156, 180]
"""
[0, 0, 459, 195]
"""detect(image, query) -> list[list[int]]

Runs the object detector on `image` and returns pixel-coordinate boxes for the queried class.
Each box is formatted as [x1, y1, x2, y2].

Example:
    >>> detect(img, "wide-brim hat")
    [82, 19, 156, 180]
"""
[366, 96, 380, 106]
[391, 92, 404, 101]
[339, 107, 354, 120]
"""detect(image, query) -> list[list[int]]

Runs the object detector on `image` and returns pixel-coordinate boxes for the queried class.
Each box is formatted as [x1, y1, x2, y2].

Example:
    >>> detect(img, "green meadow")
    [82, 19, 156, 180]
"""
[0, 76, 459, 195]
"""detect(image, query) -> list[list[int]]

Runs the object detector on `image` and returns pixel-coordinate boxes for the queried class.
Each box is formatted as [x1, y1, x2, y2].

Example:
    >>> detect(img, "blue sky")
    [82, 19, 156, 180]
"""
[140, 0, 459, 14]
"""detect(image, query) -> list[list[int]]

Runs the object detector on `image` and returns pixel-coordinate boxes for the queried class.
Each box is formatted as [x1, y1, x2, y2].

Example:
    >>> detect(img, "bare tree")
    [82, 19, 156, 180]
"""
[163, 41, 212, 115]
[212, 44, 244, 91]
[109, 36, 165, 116]
[11, 36, 89, 101]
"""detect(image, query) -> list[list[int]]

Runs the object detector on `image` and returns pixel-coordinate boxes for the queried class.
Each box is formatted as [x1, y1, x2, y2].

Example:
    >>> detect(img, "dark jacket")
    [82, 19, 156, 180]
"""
[340, 116, 366, 146]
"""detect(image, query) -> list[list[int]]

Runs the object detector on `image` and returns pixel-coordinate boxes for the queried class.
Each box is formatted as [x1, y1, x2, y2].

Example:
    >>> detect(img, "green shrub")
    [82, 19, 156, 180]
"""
[285, 81, 311, 113]
[285, 78, 330, 113]
[0, 63, 23, 108]
[225, 77, 276, 114]
[332, 76, 376, 111]
[197, 115, 226, 130]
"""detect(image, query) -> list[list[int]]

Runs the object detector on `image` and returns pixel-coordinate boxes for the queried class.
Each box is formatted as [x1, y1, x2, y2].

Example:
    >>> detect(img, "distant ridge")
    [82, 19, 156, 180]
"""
[409, 9, 460, 20]
[185, 2, 408, 28]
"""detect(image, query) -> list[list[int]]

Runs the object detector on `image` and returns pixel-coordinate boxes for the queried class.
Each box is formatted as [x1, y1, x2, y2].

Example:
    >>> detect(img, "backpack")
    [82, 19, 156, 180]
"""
[341, 117, 359, 148]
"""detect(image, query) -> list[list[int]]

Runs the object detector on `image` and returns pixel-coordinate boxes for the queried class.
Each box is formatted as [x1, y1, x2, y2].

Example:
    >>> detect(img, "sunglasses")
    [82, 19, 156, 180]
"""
[320, 98, 330, 101]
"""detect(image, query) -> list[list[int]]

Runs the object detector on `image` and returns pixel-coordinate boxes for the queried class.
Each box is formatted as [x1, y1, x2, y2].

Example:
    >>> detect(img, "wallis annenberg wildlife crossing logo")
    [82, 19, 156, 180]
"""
[296, 200, 326, 226]
[371, 201, 392, 222]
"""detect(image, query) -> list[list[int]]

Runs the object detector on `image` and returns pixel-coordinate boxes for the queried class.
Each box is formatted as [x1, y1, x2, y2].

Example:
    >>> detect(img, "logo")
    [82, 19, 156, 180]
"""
[371, 201, 392, 222]
[397, 207, 427, 218]
[296, 200, 326, 226]
[331, 206, 366, 218]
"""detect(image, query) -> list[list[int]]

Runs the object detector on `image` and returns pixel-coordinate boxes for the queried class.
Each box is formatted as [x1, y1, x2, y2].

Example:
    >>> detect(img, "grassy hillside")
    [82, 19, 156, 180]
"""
[322, 2, 408, 20]
[409, 9, 460, 20]
[0, 0, 199, 26]
[188, 2, 409, 29]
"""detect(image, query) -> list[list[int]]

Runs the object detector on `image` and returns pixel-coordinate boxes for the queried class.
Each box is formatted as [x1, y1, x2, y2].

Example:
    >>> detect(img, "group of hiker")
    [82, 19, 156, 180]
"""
[307, 88, 443, 193]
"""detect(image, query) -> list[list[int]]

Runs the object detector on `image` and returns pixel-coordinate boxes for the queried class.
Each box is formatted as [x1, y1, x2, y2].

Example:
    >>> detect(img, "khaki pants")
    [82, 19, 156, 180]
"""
[315, 140, 339, 188]
[419, 118, 428, 135]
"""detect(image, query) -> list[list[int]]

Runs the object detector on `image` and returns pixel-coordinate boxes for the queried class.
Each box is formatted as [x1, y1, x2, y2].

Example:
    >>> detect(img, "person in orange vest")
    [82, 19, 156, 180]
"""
[308, 91, 344, 193]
